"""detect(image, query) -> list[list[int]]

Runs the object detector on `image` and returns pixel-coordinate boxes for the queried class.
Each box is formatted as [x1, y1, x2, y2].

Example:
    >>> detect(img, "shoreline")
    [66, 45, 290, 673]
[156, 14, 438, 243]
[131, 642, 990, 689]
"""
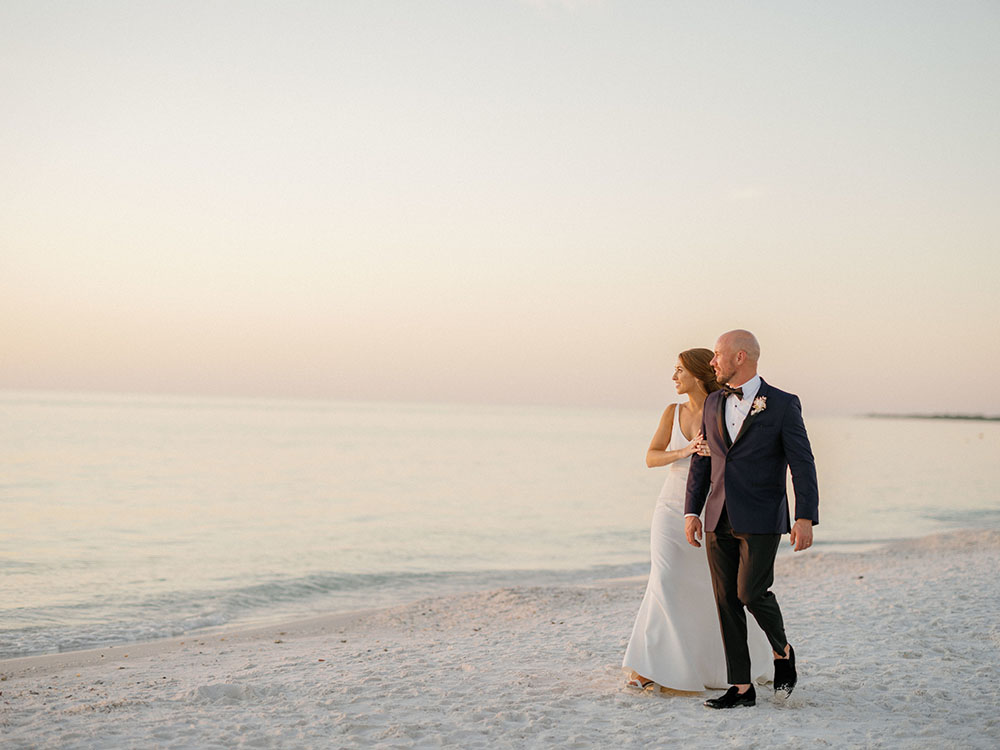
[0, 607, 383, 677]
[0, 575, 650, 678]
[0, 533, 946, 666]
[0, 563, 653, 666]
[0, 528, 992, 674]
[3, 528, 999, 749]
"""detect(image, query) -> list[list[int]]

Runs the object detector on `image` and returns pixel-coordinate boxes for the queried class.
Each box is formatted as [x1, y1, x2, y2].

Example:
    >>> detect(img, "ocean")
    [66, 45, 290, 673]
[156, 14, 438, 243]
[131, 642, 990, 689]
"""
[2, 391, 998, 659]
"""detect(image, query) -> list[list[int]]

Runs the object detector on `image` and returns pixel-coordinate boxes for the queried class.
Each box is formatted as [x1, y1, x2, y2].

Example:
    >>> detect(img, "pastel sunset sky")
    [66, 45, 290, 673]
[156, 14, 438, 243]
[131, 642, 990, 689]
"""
[3, 1, 998, 414]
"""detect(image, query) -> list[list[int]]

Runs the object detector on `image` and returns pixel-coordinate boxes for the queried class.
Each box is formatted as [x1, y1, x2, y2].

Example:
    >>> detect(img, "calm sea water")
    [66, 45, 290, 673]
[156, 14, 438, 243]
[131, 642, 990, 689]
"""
[2, 392, 998, 659]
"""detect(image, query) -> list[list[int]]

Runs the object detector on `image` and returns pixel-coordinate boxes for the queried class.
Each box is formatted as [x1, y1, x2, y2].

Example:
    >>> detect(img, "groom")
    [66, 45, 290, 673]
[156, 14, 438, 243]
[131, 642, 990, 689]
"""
[684, 330, 819, 709]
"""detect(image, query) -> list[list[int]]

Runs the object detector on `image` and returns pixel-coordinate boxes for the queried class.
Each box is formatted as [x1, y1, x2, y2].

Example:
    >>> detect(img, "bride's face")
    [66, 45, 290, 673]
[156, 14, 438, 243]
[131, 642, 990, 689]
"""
[672, 360, 700, 395]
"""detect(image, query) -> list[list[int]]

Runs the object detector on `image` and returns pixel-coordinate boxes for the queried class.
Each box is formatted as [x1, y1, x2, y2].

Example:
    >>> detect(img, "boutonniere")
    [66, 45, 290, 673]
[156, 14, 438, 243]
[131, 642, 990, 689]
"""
[751, 396, 767, 415]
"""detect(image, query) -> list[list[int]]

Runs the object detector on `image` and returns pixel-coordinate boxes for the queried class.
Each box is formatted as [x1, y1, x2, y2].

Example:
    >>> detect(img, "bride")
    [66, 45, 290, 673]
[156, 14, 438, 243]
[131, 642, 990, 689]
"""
[622, 347, 772, 691]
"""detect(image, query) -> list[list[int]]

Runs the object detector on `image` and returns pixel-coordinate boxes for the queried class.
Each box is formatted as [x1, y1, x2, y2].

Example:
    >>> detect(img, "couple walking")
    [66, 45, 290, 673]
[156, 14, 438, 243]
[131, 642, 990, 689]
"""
[622, 329, 819, 708]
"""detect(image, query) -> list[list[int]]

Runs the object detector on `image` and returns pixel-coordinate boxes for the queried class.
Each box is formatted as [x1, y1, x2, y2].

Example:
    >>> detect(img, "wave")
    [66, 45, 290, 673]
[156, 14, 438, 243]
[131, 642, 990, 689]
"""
[0, 561, 648, 660]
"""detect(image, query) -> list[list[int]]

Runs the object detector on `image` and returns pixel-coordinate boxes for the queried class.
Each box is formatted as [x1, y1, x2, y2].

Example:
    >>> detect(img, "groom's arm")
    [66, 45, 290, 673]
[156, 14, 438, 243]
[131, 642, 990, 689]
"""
[781, 395, 819, 526]
[684, 416, 711, 547]
[684, 412, 711, 518]
[685, 454, 710, 517]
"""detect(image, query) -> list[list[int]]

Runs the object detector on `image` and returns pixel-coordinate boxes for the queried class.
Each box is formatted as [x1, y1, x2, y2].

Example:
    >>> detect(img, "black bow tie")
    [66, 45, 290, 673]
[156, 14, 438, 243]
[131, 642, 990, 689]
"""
[721, 385, 744, 399]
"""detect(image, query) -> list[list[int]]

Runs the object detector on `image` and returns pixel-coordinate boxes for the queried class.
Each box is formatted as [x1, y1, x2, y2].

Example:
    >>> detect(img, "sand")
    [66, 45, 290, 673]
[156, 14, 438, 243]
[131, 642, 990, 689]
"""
[2, 529, 999, 749]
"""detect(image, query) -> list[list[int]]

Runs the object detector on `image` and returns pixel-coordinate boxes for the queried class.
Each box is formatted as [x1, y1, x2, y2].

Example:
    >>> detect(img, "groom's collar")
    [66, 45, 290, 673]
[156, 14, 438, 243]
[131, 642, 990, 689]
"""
[726, 374, 761, 402]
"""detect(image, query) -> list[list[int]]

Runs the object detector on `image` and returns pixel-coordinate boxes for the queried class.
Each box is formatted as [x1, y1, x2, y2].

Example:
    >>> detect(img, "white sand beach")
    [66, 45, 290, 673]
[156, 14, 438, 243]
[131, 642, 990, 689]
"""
[2, 529, 999, 749]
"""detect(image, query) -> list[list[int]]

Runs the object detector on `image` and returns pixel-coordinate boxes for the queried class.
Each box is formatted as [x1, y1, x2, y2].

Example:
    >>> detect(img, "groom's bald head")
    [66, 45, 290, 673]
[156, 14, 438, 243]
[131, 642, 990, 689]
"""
[712, 329, 760, 386]
[721, 329, 760, 363]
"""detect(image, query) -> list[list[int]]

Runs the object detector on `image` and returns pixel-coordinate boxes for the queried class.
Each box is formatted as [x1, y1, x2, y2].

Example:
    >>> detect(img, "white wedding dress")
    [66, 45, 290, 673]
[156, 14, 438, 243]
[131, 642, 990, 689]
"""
[622, 402, 773, 690]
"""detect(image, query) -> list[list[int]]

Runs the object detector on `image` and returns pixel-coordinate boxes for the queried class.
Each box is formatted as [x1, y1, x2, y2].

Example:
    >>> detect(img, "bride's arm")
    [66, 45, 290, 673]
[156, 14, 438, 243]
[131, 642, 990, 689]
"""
[645, 404, 701, 468]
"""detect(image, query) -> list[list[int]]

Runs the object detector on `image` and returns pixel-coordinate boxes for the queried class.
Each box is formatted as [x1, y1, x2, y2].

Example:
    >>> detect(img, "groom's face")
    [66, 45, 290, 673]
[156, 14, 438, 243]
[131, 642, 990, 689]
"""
[711, 338, 739, 385]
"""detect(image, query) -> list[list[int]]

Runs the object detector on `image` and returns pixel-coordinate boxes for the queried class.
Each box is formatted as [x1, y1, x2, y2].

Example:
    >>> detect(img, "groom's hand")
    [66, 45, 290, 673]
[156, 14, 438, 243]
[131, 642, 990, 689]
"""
[790, 519, 813, 551]
[685, 516, 703, 548]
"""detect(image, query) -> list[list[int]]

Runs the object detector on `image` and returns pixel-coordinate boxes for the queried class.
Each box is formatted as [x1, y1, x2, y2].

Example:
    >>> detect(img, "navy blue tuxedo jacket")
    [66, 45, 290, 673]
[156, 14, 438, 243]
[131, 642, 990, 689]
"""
[684, 378, 819, 534]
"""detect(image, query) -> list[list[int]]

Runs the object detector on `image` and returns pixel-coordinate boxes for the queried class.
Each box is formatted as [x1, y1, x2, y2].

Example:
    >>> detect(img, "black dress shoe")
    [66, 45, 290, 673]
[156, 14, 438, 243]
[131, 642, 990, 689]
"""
[703, 685, 756, 709]
[773, 644, 797, 696]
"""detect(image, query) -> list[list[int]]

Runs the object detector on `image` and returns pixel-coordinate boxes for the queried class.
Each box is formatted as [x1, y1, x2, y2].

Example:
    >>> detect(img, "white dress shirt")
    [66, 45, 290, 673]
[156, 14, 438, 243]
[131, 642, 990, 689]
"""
[724, 374, 761, 442]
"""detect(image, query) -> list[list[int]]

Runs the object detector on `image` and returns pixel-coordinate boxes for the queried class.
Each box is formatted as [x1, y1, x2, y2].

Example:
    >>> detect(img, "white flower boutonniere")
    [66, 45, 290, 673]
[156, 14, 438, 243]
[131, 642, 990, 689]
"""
[751, 396, 767, 415]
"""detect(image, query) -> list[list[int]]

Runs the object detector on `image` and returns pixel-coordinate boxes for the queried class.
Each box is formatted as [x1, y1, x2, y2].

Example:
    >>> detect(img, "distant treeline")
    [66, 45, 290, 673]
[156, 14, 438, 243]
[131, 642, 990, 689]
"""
[865, 413, 1000, 422]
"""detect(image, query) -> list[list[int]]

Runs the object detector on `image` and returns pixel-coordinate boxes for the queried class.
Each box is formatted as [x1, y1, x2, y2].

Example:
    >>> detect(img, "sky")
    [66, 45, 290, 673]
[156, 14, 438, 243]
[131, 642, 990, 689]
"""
[2, 0, 998, 415]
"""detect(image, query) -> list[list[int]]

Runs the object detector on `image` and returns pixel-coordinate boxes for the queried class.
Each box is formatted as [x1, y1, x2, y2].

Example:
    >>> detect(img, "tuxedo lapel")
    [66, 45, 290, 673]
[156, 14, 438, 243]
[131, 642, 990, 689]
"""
[716, 391, 732, 450]
[732, 379, 769, 446]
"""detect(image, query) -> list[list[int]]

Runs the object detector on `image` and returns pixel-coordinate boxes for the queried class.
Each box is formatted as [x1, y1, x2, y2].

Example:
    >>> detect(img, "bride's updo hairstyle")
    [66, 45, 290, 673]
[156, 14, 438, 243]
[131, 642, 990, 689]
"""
[679, 347, 721, 394]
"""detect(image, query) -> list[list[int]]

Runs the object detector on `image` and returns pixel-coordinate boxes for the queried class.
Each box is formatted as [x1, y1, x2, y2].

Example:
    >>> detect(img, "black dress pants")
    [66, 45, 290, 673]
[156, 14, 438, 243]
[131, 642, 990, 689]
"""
[705, 505, 787, 684]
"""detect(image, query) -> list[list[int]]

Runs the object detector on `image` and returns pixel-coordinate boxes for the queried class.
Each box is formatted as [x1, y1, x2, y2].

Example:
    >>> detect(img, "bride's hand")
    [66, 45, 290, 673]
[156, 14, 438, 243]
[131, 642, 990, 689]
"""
[682, 432, 704, 458]
[690, 432, 710, 457]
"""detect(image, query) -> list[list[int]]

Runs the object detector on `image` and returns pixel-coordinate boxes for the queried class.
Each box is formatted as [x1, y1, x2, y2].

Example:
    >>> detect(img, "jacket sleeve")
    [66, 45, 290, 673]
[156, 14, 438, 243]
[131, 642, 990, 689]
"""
[781, 395, 819, 525]
[684, 407, 711, 517]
